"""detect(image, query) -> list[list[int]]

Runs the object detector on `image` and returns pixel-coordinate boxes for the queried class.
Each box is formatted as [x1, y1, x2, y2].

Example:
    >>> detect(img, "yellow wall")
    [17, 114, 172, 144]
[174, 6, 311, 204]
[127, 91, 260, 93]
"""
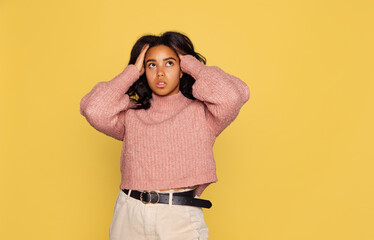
[1, 0, 373, 239]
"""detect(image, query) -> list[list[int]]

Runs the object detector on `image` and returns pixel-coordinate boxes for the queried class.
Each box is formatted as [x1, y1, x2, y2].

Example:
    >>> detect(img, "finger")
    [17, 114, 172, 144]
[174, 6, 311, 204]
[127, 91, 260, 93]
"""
[138, 45, 150, 63]
[134, 45, 150, 74]
[141, 44, 149, 55]
[178, 53, 183, 60]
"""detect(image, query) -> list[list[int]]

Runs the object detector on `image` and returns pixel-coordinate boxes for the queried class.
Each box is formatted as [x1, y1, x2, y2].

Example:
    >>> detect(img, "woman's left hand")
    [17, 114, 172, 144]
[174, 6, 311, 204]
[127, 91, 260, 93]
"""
[178, 53, 184, 62]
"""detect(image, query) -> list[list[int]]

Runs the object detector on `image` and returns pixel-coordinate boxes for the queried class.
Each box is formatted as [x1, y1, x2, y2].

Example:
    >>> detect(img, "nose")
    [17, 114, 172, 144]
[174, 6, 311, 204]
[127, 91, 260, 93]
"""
[157, 68, 164, 77]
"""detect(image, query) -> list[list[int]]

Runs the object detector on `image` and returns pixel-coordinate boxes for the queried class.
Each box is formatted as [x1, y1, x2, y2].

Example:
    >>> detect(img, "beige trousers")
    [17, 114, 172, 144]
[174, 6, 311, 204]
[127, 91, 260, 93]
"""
[109, 189, 209, 240]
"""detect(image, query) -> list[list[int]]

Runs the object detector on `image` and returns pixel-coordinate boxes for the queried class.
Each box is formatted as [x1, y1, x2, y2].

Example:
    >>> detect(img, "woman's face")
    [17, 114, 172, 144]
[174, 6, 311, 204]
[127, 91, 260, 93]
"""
[144, 45, 183, 97]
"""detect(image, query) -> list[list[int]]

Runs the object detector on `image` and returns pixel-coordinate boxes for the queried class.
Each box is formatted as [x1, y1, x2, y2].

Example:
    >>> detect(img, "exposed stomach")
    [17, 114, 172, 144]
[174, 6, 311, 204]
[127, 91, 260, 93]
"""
[158, 185, 198, 192]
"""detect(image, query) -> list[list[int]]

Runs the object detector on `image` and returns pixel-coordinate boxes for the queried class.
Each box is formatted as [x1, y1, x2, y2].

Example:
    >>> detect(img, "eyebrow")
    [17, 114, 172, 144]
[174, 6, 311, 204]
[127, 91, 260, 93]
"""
[146, 57, 177, 63]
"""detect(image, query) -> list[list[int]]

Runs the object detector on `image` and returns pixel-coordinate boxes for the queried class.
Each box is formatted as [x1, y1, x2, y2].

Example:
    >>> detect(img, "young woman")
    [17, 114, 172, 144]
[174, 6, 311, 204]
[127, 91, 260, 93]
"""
[80, 31, 250, 240]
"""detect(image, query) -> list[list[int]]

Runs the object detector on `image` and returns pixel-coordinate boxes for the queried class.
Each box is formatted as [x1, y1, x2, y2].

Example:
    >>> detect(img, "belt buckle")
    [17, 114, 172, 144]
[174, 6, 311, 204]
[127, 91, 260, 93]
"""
[140, 191, 160, 204]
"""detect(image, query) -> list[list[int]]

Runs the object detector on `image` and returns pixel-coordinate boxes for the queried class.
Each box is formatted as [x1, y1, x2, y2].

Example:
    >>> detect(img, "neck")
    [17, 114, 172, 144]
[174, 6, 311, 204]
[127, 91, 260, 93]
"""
[150, 91, 190, 112]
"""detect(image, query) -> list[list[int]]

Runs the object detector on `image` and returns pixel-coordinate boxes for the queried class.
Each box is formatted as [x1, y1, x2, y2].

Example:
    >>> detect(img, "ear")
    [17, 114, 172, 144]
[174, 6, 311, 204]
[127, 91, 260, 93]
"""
[180, 71, 183, 79]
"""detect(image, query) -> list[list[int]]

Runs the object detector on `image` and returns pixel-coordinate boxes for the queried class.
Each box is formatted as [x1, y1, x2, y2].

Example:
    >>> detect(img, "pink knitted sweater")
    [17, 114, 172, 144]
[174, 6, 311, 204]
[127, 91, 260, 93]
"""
[80, 55, 250, 197]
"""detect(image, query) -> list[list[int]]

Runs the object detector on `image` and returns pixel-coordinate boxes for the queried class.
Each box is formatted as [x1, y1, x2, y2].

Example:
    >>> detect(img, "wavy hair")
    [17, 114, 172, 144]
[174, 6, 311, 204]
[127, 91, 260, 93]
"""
[125, 31, 206, 110]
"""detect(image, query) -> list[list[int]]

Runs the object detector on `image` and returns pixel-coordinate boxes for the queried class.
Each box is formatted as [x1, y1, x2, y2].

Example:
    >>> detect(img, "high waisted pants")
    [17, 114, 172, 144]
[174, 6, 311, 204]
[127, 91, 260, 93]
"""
[109, 188, 209, 240]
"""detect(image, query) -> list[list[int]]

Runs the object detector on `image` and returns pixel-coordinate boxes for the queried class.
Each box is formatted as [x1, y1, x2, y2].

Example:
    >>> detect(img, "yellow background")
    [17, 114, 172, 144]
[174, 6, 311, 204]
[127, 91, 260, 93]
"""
[1, 0, 373, 239]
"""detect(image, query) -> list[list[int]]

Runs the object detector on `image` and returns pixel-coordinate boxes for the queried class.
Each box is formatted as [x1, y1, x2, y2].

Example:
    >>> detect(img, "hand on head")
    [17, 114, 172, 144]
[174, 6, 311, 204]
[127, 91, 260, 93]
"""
[134, 44, 149, 75]
[134, 44, 186, 75]
[178, 52, 184, 62]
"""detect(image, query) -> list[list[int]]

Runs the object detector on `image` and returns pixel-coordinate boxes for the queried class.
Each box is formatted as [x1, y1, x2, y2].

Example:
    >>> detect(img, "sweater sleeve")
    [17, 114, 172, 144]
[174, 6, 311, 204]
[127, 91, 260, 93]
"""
[180, 55, 250, 137]
[80, 64, 140, 141]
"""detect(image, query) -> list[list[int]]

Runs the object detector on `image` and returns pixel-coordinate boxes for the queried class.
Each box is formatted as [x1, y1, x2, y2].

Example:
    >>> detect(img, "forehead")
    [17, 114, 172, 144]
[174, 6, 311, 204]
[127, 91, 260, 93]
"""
[145, 45, 177, 59]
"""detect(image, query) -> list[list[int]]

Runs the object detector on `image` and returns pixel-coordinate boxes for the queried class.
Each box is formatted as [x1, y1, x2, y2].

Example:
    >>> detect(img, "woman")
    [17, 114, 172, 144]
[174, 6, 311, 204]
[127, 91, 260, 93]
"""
[80, 31, 250, 240]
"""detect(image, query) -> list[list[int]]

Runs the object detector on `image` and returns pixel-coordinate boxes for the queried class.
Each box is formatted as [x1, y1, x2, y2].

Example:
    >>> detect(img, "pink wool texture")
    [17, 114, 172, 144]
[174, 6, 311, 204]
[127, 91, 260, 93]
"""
[80, 55, 250, 197]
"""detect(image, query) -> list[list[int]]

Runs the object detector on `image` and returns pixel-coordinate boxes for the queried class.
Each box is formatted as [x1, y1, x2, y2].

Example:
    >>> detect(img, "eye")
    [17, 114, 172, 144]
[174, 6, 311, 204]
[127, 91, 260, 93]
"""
[148, 63, 156, 68]
[166, 61, 174, 67]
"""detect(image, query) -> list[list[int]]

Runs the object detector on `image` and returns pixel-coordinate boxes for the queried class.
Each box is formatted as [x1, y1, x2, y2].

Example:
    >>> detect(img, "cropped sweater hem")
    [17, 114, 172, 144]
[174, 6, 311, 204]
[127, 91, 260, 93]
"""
[120, 173, 218, 198]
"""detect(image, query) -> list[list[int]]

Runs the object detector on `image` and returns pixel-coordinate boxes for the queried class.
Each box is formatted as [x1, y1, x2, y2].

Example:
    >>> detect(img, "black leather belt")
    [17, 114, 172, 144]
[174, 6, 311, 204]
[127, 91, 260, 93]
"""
[122, 189, 212, 209]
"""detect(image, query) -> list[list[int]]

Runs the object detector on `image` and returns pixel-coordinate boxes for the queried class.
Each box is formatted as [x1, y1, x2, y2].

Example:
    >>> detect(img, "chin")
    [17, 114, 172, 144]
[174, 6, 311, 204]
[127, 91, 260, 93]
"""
[151, 86, 178, 96]
[152, 89, 168, 96]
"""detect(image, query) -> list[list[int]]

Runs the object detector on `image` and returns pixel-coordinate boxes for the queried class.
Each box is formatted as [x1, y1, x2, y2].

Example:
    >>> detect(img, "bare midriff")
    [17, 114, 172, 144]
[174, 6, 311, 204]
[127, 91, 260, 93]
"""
[158, 184, 198, 192]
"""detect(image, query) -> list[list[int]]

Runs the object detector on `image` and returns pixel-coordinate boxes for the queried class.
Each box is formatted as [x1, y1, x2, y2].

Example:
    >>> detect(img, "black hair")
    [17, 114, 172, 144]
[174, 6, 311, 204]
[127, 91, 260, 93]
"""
[125, 31, 206, 110]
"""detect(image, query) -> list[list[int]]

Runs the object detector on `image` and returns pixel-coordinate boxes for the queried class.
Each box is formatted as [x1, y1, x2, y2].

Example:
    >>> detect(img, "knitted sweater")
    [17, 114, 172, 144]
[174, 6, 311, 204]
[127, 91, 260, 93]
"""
[80, 55, 250, 197]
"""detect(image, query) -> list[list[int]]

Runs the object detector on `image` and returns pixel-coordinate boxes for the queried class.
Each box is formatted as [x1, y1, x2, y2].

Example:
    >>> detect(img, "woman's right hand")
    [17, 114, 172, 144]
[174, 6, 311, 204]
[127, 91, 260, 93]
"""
[134, 44, 149, 75]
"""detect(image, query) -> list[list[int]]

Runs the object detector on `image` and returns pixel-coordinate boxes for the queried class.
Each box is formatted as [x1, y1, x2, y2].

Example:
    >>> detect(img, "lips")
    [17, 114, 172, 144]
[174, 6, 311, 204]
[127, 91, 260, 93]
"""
[156, 81, 166, 88]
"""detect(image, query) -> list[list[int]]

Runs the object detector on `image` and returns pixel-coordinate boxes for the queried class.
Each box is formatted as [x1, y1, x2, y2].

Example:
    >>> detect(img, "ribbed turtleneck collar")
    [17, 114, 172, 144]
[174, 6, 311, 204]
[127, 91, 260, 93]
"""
[149, 91, 190, 112]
